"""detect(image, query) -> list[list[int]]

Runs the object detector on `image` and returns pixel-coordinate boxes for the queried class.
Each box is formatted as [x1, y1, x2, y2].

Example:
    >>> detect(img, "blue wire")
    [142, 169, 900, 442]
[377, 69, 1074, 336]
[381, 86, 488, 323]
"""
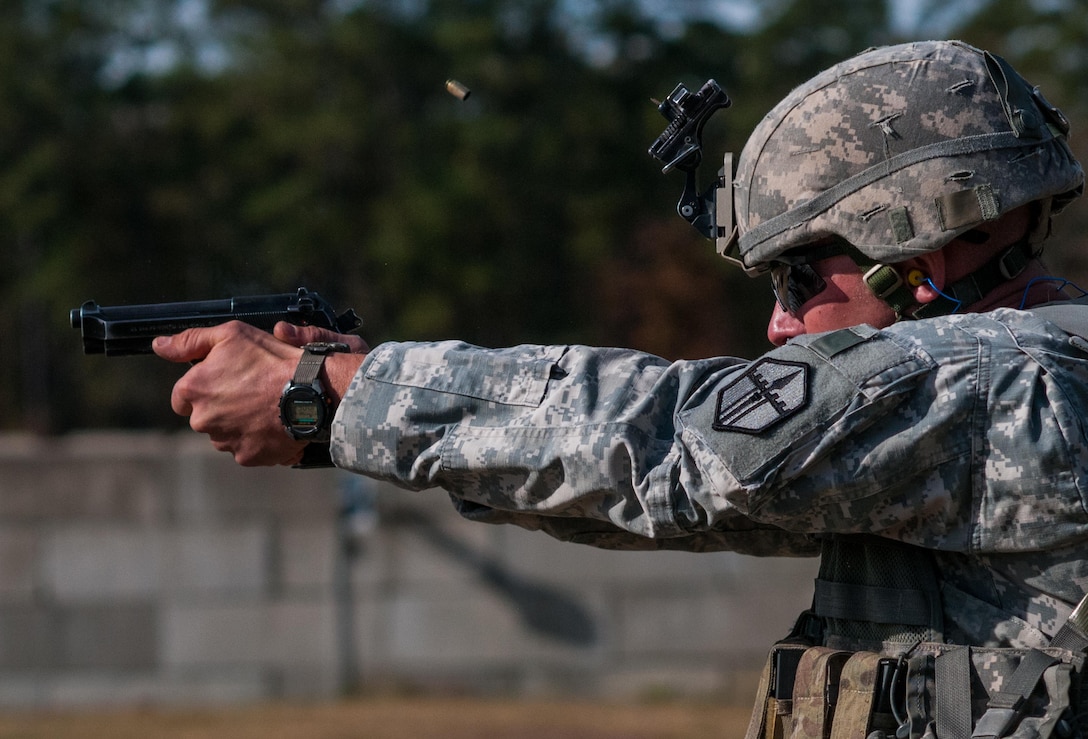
[1018, 276, 1088, 309]
[923, 277, 962, 314]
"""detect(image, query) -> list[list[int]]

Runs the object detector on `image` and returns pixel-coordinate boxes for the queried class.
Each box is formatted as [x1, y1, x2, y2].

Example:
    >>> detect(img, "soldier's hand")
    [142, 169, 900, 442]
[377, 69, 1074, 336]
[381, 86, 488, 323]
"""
[152, 321, 364, 467]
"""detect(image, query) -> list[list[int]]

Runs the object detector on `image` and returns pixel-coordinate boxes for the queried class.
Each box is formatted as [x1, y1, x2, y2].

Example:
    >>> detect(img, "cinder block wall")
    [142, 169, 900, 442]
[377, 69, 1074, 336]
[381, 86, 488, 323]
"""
[0, 432, 818, 709]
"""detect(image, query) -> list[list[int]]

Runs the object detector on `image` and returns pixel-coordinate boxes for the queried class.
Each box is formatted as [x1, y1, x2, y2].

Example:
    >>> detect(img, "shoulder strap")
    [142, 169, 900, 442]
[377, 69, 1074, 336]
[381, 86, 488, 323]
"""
[970, 591, 1088, 738]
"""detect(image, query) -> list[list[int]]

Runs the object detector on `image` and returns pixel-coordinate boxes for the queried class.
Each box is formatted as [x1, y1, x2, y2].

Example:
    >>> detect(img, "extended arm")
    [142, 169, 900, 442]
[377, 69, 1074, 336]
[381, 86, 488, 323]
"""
[330, 326, 936, 553]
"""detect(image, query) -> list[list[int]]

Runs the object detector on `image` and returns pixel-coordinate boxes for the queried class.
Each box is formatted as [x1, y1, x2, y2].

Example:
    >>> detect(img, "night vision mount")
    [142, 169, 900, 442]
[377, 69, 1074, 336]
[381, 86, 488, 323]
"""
[648, 79, 736, 254]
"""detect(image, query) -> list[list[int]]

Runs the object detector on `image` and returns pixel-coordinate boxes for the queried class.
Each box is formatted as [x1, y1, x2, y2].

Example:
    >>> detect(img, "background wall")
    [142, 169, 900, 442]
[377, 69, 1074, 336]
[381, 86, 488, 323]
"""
[0, 431, 817, 709]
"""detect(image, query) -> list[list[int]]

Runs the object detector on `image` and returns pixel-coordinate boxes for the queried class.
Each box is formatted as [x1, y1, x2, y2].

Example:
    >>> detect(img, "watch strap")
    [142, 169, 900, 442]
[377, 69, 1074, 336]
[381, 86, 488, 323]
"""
[295, 443, 334, 469]
[285, 342, 352, 468]
[292, 342, 351, 384]
[292, 347, 327, 385]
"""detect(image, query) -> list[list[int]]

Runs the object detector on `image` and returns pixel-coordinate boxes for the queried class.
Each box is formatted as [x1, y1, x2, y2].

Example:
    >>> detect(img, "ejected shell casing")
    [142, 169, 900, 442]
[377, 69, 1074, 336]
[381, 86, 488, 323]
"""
[445, 79, 471, 101]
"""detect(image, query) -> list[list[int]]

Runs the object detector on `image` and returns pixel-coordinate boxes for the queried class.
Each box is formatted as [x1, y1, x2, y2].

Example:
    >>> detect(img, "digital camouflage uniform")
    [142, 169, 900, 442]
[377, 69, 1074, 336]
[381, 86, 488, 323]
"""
[332, 307, 1088, 645]
[331, 41, 1088, 737]
[330, 303, 1088, 736]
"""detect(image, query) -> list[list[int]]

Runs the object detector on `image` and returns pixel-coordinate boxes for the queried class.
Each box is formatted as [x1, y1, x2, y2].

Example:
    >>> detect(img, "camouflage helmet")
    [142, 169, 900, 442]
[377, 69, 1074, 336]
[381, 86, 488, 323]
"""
[725, 40, 1084, 275]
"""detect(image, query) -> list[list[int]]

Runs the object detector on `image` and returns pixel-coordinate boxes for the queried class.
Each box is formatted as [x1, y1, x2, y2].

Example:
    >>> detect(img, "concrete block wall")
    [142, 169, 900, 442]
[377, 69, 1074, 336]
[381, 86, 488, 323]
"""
[0, 432, 818, 708]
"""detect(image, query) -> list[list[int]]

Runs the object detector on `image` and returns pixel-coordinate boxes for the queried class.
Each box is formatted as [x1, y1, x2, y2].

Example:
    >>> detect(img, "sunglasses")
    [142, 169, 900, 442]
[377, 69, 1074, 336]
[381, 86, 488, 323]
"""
[767, 238, 855, 315]
[770, 262, 827, 315]
[767, 226, 992, 315]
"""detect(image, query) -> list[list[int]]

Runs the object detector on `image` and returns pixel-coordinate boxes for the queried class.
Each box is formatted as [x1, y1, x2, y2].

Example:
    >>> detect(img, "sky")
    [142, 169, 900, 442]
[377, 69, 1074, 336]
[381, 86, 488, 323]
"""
[95, 0, 986, 87]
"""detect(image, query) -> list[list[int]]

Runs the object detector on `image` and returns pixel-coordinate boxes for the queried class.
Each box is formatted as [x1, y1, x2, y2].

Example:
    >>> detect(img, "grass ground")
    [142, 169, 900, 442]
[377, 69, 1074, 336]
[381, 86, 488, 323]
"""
[0, 697, 753, 738]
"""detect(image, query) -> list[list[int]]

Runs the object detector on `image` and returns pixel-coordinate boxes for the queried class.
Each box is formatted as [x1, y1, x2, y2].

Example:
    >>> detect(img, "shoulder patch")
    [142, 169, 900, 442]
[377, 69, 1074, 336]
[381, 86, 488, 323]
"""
[713, 358, 809, 434]
[681, 327, 932, 489]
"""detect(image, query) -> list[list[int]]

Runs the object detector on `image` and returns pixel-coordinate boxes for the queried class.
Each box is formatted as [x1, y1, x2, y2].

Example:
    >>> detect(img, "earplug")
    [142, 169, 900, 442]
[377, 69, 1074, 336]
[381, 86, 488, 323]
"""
[906, 269, 927, 287]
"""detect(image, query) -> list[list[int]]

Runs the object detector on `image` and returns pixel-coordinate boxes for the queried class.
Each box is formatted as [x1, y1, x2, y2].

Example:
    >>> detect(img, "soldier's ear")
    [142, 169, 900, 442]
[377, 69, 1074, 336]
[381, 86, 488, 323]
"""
[901, 252, 946, 305]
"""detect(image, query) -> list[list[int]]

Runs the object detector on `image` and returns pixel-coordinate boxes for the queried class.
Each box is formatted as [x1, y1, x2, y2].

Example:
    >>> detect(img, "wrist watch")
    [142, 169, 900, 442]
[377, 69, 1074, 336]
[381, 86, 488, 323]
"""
[279, 342, 351, 442]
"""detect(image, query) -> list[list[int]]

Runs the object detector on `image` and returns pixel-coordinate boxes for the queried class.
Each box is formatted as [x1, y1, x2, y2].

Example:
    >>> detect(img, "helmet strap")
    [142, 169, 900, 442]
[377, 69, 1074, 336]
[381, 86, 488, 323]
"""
[849, 237, 1033, 320]
[846, 250, 921, 318]
[867, 264, 918, 317]
[848, 199, 1052, 320]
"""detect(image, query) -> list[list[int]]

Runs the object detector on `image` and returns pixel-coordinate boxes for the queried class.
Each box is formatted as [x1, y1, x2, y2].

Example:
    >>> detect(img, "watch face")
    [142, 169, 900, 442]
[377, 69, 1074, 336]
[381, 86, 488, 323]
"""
[280, 385, 328, 438]
[285, 397, 322, 427]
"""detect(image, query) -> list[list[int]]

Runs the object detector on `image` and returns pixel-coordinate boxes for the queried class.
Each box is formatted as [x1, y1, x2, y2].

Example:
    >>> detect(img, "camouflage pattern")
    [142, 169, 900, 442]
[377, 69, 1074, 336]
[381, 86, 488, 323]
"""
[729, 40, 1083, 273]
[789, 647, 849, 737]
[901, 642, 1079, 737]
[745, 641, 1080, 738]
[331, 303, 1088, 648]
[328, 40, 1088, 735]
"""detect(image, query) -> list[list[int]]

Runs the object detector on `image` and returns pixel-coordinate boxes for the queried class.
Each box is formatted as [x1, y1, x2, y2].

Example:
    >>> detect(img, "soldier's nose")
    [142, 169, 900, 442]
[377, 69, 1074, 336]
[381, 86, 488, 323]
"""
[767, 302, 806, 346]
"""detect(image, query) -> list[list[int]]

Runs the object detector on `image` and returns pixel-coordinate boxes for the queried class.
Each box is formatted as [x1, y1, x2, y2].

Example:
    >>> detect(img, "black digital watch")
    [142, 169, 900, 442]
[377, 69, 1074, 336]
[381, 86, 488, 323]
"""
[279, 342, 351, 442]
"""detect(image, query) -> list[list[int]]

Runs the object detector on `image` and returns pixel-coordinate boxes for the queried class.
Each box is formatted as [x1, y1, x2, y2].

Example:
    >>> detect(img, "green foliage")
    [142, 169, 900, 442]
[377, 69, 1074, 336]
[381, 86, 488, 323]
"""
[949, 0, 1088, 287]
[4, 0, 1088, 431]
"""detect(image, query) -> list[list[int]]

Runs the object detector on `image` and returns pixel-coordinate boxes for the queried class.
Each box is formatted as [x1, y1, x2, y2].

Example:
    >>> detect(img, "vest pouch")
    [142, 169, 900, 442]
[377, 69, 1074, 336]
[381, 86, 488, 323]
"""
[745, 642, 810, 739]
[752, 642, 1086, 739]
[829, 651, 899, 739]
[789, 646, 851, 738]
[747, 645, 911, 739]
[751, 646, 917, 739]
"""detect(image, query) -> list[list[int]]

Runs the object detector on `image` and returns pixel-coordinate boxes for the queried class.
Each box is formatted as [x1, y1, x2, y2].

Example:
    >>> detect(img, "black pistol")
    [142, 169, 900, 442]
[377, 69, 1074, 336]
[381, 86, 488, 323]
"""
[71, 287, 362, 356]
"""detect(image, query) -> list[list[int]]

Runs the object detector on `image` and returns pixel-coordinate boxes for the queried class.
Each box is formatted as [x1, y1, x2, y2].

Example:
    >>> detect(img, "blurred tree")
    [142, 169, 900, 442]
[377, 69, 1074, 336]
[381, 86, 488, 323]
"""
[950, 0, 1088, 288]
[5, 0, 1088, 433]
[0, 0, 160, 432]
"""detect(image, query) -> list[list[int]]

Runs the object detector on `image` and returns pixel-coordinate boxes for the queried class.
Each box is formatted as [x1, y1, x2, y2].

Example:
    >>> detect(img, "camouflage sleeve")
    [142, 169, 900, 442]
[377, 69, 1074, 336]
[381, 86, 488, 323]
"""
[327, 330, 919, 553]
[329, 340, 814, 553]
[328, 312, 1088, 554]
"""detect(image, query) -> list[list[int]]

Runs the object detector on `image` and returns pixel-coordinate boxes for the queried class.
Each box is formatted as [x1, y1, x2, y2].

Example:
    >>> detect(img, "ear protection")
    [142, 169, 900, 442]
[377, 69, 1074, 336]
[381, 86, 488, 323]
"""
[905, 268, 963, 314]
[906, 269, 927, 287]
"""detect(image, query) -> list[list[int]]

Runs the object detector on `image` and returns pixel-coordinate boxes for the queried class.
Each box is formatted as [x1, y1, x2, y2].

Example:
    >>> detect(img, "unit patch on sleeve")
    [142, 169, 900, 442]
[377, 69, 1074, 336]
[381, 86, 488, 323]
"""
[713, 358, 809, 434]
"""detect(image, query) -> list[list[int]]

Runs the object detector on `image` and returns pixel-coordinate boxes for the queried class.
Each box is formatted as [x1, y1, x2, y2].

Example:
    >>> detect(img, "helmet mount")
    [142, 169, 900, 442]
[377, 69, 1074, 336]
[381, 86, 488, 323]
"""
[647, 80, 736, 251]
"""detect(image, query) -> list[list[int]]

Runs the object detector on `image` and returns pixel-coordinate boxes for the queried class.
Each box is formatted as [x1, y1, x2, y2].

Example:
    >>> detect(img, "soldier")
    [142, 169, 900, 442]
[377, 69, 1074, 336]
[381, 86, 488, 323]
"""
[155, 41, 1088, 737]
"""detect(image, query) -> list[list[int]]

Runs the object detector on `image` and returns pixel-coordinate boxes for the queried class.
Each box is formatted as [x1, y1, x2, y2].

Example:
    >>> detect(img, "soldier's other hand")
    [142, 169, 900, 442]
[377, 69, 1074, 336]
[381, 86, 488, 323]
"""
[272, 322, 370, 353]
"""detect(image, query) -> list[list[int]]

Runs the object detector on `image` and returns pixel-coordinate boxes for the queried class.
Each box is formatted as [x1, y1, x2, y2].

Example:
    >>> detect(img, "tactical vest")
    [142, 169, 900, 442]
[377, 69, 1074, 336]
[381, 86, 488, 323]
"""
[745, 536, 1088, 739]
[744, 302, 1088, 738]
